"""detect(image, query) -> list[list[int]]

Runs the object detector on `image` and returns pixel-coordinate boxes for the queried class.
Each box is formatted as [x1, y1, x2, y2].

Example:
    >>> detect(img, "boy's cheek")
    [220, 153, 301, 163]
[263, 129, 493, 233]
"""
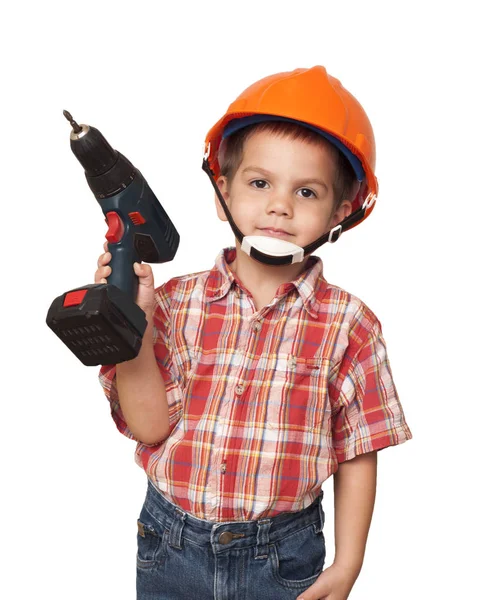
[230, 198, 256, 218]
[214, 196, 229, 222]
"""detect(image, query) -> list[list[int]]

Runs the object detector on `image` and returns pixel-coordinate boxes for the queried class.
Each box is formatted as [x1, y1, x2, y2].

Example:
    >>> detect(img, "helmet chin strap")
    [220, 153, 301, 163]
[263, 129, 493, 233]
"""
[202, 159, 375, 266]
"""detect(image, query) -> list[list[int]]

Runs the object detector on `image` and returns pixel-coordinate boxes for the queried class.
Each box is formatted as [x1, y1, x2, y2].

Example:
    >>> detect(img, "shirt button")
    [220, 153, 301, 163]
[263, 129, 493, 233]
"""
[235, 384, 244, 395]
[288, 356, 297, 369]
[253, 321, 262, 332]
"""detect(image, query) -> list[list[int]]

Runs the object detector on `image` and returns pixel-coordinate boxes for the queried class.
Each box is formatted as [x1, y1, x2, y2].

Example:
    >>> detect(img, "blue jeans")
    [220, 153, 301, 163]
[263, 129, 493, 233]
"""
[136, 479, 327, 599]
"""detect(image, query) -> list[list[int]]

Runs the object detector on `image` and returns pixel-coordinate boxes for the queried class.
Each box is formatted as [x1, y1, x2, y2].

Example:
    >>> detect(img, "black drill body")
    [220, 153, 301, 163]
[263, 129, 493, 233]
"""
[46, 112, 179, 366]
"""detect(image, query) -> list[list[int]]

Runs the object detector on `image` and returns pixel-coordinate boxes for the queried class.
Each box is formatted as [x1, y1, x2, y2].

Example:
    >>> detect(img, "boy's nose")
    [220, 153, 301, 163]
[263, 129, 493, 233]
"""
[266, 192, 294, 217]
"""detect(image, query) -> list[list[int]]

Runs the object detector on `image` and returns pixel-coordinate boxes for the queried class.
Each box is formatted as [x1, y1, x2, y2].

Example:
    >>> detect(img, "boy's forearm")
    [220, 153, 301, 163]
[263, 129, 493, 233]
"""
[332, 451, 378, 576]
[115, 318, 170, 445]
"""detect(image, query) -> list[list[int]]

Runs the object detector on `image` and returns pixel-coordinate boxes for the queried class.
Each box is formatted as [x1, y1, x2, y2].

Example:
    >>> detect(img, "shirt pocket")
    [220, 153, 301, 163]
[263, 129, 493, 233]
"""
[267, 355, 333, 431]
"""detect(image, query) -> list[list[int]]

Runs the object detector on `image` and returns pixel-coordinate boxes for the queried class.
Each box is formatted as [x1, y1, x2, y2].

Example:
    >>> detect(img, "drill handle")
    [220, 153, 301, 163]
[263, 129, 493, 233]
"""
[107, 243, 139, 300]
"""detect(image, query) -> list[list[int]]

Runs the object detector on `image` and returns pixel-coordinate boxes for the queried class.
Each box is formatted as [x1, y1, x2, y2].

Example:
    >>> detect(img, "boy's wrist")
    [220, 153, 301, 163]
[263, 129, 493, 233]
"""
[145, 313, 154, 332]
[331, 558, 362, 580]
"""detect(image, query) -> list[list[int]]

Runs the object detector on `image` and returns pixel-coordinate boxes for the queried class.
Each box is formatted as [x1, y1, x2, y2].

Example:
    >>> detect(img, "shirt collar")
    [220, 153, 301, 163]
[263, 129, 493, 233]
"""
[205, 247, 328, 318]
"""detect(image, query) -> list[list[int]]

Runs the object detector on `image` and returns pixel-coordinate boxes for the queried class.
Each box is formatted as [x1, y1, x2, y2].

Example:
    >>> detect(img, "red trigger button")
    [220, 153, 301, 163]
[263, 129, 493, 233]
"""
[105, 211, 125, 244]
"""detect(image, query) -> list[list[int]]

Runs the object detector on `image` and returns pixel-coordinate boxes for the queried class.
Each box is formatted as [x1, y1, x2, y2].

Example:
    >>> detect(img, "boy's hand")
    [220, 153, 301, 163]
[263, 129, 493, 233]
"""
[94, 241, 156, 315]
[296, 562, 360, 600]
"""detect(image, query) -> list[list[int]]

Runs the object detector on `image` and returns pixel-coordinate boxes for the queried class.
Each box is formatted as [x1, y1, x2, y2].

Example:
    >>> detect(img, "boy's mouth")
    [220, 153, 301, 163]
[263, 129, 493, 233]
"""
[258, 227, 292, 237]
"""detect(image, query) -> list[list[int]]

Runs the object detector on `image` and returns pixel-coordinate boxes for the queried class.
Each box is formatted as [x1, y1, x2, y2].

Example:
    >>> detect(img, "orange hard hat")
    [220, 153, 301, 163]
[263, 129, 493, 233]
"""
[204, 65, 378, 227]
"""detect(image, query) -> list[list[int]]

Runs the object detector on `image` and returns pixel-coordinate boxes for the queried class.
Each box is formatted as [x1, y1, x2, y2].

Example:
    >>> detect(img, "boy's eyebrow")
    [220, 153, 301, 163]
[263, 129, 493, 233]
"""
[241, 166, 329, 191]
[241, 166, 273, 177]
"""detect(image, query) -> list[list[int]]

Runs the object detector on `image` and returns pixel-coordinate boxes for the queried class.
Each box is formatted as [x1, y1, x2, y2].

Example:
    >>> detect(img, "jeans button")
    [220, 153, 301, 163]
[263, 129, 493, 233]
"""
[219, 531, 234, 544]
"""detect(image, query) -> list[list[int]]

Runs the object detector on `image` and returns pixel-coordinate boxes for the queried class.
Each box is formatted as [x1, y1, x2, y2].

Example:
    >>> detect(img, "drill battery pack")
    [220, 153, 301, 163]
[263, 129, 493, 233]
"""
[46, 283, 147, 366]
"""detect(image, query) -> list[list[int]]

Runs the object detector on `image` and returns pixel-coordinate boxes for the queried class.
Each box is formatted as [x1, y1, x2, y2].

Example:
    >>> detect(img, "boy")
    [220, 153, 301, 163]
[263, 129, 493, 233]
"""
[97, 65, 412, 600]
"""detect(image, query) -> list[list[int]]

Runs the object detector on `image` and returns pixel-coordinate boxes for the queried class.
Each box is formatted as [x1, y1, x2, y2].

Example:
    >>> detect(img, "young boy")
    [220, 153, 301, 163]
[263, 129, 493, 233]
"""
[97, 65, 412, 600]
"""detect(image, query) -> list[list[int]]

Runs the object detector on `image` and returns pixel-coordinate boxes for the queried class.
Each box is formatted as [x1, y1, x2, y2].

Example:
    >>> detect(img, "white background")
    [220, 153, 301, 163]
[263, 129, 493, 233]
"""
[2, 1, 497, 598]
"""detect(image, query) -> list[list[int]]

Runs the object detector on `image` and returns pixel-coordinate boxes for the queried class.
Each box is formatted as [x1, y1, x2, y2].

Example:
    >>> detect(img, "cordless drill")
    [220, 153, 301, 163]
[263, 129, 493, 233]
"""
[46, 111, 180, 366]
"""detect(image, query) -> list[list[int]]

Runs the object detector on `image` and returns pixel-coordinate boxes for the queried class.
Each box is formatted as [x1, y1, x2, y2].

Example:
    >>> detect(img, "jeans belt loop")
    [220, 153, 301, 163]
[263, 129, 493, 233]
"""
[255, 518, 271, 559]
[168, 507, 187, 550]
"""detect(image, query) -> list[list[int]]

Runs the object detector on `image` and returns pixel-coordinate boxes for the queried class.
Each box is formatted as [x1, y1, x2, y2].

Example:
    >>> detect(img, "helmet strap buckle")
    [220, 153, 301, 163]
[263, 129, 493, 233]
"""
[362, 192, 377, 211]
[328, 224, 342, 243]
[203, 142, 211, 162]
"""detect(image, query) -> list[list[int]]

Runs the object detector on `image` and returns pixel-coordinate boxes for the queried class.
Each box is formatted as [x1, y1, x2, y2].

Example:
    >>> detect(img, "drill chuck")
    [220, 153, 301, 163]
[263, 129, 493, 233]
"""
[63, 110, 135, 198]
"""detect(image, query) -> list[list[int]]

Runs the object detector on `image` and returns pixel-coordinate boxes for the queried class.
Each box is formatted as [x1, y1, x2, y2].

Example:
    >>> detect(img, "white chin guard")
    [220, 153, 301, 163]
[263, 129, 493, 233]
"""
[241, 236, 305, 263]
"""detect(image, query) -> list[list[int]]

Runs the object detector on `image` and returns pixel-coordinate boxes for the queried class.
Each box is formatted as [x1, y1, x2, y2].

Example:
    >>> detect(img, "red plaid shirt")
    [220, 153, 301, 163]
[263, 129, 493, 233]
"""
[99, 247, 412, 522]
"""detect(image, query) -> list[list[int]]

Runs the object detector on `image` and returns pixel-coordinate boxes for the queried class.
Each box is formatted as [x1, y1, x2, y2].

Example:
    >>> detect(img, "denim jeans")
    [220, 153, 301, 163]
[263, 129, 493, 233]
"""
[136, 479, 327, 599]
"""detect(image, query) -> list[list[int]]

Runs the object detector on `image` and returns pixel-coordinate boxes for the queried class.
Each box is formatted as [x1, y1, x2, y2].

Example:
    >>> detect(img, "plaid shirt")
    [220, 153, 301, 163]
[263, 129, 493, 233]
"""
[99, 247, 412, 522]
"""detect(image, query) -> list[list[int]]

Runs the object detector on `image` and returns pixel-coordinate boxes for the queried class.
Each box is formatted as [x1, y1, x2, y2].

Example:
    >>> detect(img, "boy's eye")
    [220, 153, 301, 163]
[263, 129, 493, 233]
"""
[250, 179, 269, 189]
[298, 188, 317, 199]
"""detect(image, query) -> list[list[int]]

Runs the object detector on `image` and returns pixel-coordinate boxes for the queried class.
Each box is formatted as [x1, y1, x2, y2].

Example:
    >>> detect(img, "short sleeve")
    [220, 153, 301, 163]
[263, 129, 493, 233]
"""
[331, 319, 412, 463]
[98, 290, 184, 443]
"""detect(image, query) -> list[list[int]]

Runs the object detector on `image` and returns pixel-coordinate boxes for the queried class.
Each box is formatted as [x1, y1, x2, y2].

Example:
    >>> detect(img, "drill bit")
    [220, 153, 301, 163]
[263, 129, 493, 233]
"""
[63, 110, 83, 134]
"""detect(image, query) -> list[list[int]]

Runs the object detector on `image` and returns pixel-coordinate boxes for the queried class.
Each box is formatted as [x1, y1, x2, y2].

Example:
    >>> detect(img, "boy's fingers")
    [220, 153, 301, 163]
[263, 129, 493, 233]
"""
[95, 266, 111, 280]
[97, 252, 111, 267]
[94, 270, 107, 284]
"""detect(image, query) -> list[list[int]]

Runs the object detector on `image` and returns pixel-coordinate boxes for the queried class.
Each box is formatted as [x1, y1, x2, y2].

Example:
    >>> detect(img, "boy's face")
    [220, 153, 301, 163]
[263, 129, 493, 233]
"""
[215, 130, 353, 251]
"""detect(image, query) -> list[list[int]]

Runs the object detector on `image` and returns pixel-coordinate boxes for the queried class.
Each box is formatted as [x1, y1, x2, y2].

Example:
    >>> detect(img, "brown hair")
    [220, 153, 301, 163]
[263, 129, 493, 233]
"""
[218, 121, 358, 210]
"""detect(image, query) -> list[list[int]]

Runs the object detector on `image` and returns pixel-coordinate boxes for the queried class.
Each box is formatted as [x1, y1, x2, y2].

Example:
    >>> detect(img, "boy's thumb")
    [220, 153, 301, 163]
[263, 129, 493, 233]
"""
[134, 262, 146, 274]
[134, 262, 152, 279]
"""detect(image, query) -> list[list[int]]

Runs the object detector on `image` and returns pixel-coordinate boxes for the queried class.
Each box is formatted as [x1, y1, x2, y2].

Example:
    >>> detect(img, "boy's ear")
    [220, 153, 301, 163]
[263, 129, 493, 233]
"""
[214, 176, 229, 222]
[329, 200, 353, 229]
